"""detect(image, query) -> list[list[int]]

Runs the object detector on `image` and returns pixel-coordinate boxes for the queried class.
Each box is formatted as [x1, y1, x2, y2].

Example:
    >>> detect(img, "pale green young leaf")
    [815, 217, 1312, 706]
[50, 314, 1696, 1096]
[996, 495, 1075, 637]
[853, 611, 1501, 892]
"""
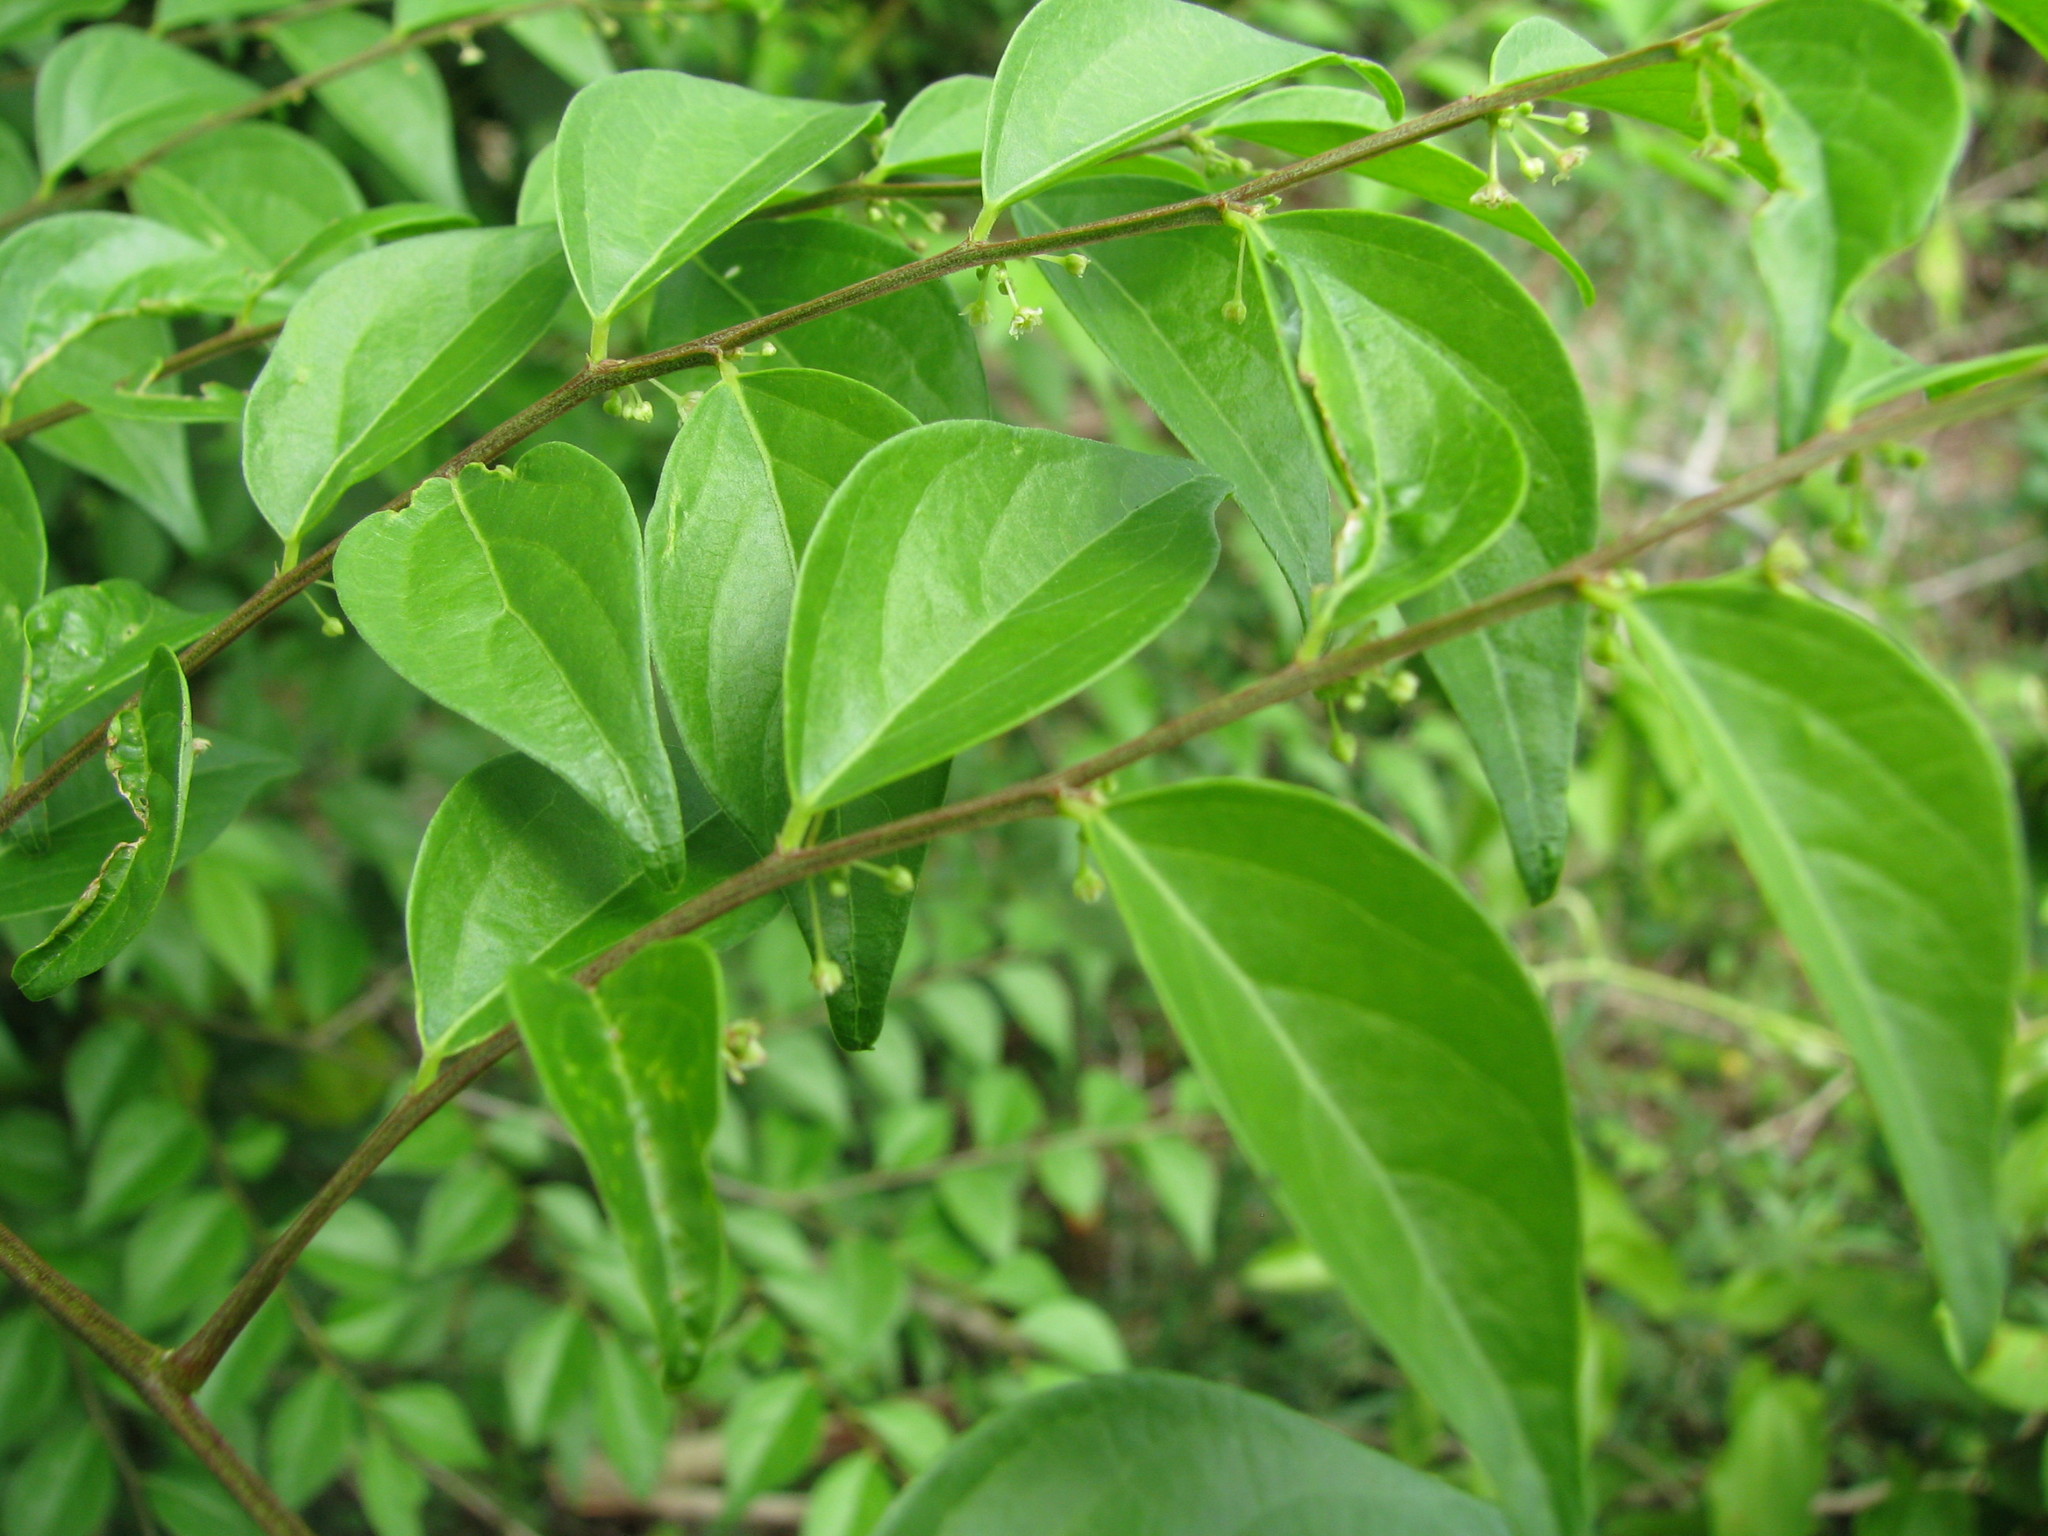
[0, 734, 292, 922]
[129, 123, 367, 283]
[13, 648, 194, 1000]
[1489, 18, 1605, 84]
[0, 212, 243, 404]
[978, 0, 1399, 222]
[1625, 582, 2021, 1362]
[243, 225, 568, 551]
[0, 445, 41, 752]
[725, 1371, 826, 1510]
[507, 937, 726, 1383]
[15, 578, 217, 754]
[1264, 209, 1593, 901]
[784, 421, 1225, 818]
[872, 1373, 1512, 1536]
[268, 1371, 358, 1509]
[553, 70, 878, 328]
[594, 1329, 671, 1500]
[1206, 87, 1594, 304]
[874, 74, 991, 178]
[648, 219, 988, 422]
[1016, 177, 1332, 614]
[271, 9, 466, 209]
[336, 443, 683, 873]
[33, 25, 257, 180]
[1092, 780, 1582, 1536]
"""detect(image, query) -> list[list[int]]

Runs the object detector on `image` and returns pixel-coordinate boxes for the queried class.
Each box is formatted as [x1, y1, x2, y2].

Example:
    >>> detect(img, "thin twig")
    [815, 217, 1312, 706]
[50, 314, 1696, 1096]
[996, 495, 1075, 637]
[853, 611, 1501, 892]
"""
[0, 321, 282, 445]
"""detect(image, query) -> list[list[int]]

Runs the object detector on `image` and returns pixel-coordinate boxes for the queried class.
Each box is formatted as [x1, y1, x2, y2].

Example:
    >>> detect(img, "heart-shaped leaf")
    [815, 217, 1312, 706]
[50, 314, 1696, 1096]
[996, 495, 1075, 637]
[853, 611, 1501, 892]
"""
[336, 442, 684, 875]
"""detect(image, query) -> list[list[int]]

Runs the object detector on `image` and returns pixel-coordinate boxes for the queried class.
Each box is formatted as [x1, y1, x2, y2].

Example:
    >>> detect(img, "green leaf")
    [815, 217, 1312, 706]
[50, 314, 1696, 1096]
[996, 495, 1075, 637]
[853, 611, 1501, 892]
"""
[302, 1200, 406, 1295]
[1989, 0, 2048, 57]
[129, 123, 367, 284]
[802, 1452, 893, 1536]
[406, 754, 772, 1072]
[978, 0, 1398, 223]
[1489, 18, 1605, 84]
[0, 1311, 67, 1452]
[256, 202, 477, 301]
[1206, 87, 1594, 305]
[875, 75, 989, 178]
[0, 733, 292, 922]
[648, 218, 988, 423]
[15, 578, 216, 755]
[143, 1469, 263, 1536]
[1704, 1369, 1826, 1536]
[336, 443, 683, 873]
[120, 1186, 246, 1332]
[0, 445, 41, 752]
[375, 1382, 489, 1471]
[1732, 0, 1967, 440]
[505, 7, 616, 86]
[552, 69, 878, 329]
[724, 1371, 826, 1510]
[783, 421, 1224, 818]
[0, 0, 121, 51]
[34, 25, 258, 180]
[516, 141, 556, 227]
[267, 1371, 359, 1509]
[14, 647, 194, 999]
[1263, 209, 1596, 902]
[1016, 1297, 1128, 1374]
[1833, 344, 2048, 424]
[0, 212, 242, 405]
[989, 960, 1073, 1063]
[242, 225, 568, 553]
[186, 851, 274, 1003]
[872, 1373, 1513, 1536]
[413, 1157, 521, 1274]
[507, 937, 726, 1383]
[506, 1304, 596, 1446]
[1265, 215, 1530, 635]
[270, 9, 466, 209]
[1015, 177, 1333, 613]
[761, 1232, 908, 1375]
[594, 1329, 671, 1499]
[1091, 780, 1582, 1536]
[4, 1422, 116, 1536]
[79, 1095, 207, 1229]
[1625, 581, 2021, 1361]
[66, 382, 244, 423]
[356, 1428, 429, 1536]
[1133, 1135, 1218, 1263]
[0, 122, 32, 212]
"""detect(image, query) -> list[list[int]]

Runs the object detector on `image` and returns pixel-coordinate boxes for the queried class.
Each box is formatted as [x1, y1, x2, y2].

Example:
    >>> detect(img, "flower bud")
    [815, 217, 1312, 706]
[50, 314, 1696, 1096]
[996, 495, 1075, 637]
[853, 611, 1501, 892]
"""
[1517, 152, 1546, 183]
[1385, 670, 1419, 705]
[810, 956, 845, 997]
[885, 865, 916, 896]
[1072, 865, 1106, 904]
[721, 1018, 767, 1083]
[827, 874, 851, 899]
[1220, 297, 1248, 324]
[1008, 305, 1044, 339]
[1470, 179, 1517, 210]
[1564, 111, 1590, 135]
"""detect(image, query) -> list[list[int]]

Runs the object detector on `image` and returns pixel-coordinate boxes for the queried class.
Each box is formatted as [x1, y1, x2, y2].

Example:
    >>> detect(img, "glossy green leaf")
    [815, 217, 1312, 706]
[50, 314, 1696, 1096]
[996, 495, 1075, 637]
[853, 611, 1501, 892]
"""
[784, 421, 1224, 818]
[1265, 208, 1596, 902]
[34, 25, 257, 180]
[594, 1329, 671, 1499]
[1016, 177, 1332, 613]
[0, 445, 41, 754]
[1989, 0, 2048, 57]
[256, 202, 476, 300]
[242, 225, 568, 553]
[1091, 780, 1582, 1536]
[873, 1373, 1513, 1536]
[337, 443, 683, 873]
[648, 218, 988, 422]
[1206, 87, 1594, 305]
[129, 123, 367, 284]
[978, 0, 1398, 223]
[271, 9, 466, 209]
[15, 578, 217, 755]
[646, 367, 941, 1048]
[725, 1371, 826, 1510]
[1490, 18, 1605, 84]
[507, 936, 726, 1383]
[874, 74, 990, 178]
[553, 69, 878, 328]
[4, 1422, 115, 1536]
[14, 647, 193, 999]
[1625, 581, 2022, 1361]
[0, 212, 242, 405]
[267, 1371, 359, 1509]
[0, 733, 292, 922]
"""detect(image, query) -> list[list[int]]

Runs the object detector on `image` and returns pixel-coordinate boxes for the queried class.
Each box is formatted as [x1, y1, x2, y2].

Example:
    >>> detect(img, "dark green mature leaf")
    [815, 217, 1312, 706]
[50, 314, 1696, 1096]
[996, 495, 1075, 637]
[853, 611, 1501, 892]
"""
[129, 123, 366, 285]
[406, 754, 774, 1073]
[553, 69, 878, 330]
[874, 74, 991, 178]
[15, 579, 217, 754]
[271, 9, 466, 209]
[0, 735, 286, 923]
[34, 25, 257, 180]
[336, 443, 683, 874]
[1626, 582, 2022, 1361]
[1264, 209, 1595, 902]
[1990, 0, 2048, 58]
[14, 648, 192, 998]
[0, 122, 33, 211]
[0, 212, 242, 405]
[783, 422, 1225, 820]
[242, 226, 568, 554]
[507, 937, 727, 1383]
[1205, 87, 1594, 305]
[873, 1373, 1513, 1536]
[5, 1422, 115, 1536]
[648, 219, 988, 422]
[0, 446, 41, 755]
[1091, 780, 1582, 1536]
[0, 1311, 67, 1453]
[1016, 177, 1332, 614]
[1732, 0, 1966, 440]
[977, 0, 1399, 225]
[1265, 215, 1529, 634]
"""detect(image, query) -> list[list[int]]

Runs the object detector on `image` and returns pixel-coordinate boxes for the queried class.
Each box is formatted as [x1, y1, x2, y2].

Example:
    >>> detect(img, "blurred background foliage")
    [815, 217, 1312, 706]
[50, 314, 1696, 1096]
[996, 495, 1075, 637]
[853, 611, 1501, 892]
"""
[3, 0, 2047, 1532]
